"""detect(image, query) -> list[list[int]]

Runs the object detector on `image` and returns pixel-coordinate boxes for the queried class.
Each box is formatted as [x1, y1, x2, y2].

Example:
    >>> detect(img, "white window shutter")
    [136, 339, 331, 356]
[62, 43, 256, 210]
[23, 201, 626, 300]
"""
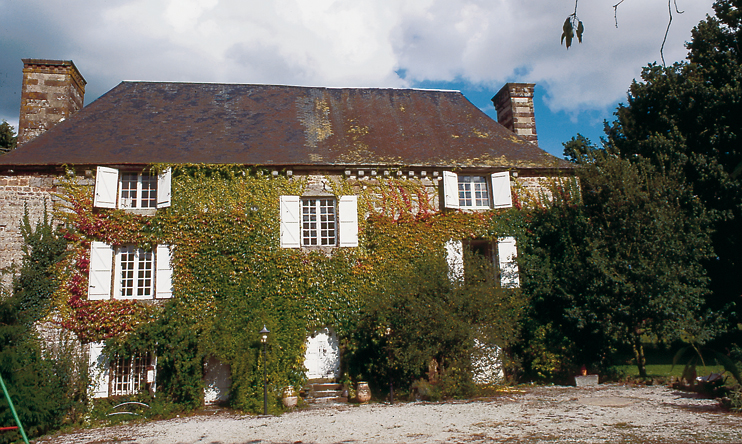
[88, 341, 110, 398]
[491, 172, 513, 208]
[93, 166, 119, 209]
[280, 196, 301, 248]
[442, 171, 460, 209]
[338, 196, 359, 247]
[498, 237, 519, 288]
[157, 168, 172, 208]
[156, 244, 173, 299]
[445, 239, 464, 283]
[88, 241, 113, 300]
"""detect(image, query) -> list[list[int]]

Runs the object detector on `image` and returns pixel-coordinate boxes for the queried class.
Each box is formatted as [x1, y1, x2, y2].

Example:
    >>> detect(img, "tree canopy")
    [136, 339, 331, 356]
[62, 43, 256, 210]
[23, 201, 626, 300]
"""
[0, 120, 16, 154]
[525, 0, 742, 379]
[522, 138, 715, 379]
[606, 0, 742, 332]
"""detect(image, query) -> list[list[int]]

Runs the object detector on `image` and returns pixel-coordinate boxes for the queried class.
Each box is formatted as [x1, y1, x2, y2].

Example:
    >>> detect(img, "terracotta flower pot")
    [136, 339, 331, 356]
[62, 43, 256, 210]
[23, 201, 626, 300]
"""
[356, 381, 371, 403]
[282, 386, 298, 408]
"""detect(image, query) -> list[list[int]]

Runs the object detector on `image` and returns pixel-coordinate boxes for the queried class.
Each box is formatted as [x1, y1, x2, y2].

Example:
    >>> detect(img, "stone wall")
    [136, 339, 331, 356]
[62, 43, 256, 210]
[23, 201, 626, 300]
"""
[0, 174, 59, 287]
[0, 170, 566, 287]
[515, 174, 577, 208]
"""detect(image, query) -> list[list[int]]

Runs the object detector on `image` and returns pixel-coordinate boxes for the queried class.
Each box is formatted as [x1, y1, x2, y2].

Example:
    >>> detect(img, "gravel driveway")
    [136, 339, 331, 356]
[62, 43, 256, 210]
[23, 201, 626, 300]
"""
[36, 384, 742, 443]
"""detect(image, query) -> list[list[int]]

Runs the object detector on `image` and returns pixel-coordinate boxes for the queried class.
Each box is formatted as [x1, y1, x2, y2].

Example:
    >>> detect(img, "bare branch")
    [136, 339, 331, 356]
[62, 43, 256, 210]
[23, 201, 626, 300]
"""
[613, 0, 626, 28]
[661, 0, 685, 67]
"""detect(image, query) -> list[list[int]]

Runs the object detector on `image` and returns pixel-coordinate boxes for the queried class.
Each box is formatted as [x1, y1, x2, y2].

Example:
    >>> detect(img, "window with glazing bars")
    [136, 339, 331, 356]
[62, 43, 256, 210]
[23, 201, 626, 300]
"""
[458, 176, 490, 208]
[301, 198, 336, 246]
[120, 172, 157, 208]
[119, 246, 153, 298]
[110, 353, 149, 396]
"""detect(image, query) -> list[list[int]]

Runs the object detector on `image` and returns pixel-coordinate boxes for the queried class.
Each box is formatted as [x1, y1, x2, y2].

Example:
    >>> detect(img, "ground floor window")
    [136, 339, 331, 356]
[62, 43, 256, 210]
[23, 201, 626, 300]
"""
[110, 353, 152, 396]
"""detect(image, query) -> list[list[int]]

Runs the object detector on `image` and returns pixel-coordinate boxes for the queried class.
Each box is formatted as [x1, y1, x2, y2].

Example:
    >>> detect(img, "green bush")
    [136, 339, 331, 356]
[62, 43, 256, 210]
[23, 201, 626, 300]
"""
[0, 292, 76, 443]
[1, 206, 79, 443]
[13, 203, 68, 325]
[345, 251, 525, 399]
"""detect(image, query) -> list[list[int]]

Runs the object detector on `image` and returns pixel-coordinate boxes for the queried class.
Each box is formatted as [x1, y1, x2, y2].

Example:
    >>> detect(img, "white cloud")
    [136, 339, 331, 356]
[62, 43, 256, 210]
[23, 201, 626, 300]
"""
[0, 0, 718, 125]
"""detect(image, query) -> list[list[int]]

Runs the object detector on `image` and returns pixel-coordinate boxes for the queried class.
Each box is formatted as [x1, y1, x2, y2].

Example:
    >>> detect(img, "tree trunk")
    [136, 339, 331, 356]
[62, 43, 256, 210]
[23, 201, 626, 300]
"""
[633, 336, 647, 378]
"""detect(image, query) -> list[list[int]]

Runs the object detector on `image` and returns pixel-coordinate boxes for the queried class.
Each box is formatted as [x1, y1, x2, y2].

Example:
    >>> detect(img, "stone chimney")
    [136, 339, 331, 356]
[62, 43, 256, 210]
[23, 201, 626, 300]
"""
[17, 59, 86, 146]
[492, 83, 537, 145]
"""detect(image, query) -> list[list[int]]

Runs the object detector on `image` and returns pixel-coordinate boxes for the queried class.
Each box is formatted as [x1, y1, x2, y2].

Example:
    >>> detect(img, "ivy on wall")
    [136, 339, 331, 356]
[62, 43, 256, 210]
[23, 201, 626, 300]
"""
[49, 164, 527, 412]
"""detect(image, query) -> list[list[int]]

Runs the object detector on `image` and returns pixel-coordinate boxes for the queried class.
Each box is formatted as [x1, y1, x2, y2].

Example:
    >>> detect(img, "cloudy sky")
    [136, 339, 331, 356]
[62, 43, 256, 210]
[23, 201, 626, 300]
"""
[0, 0, 716, 157]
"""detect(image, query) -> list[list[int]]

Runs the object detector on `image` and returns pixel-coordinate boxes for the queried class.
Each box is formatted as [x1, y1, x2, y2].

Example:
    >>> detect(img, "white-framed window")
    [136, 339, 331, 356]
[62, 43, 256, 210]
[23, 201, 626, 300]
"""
[88, 242, 173, 300]
[110, 353, 153, 396]
[301, 198, 337, 246]
[443, 171, 512, 209]
[94, 166, 171, 210]
[117, 246, 154, 298]
[89, 342, 157, 399]
[280, 195, 358, 248]
[458, 176, 490, 208]
[445, 237, 519, 288]
[120, 172, 158, 209]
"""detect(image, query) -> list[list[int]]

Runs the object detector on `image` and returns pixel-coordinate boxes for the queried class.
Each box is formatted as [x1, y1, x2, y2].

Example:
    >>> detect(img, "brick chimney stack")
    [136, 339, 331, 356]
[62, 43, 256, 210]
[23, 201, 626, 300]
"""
[492, 83, 538, 145]
[17, 59, 86, 146]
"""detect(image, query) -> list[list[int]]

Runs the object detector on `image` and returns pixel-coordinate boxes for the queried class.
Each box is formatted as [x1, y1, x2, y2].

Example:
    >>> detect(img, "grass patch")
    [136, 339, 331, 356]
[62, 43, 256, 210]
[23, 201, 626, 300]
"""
[612, 364, 727, 380]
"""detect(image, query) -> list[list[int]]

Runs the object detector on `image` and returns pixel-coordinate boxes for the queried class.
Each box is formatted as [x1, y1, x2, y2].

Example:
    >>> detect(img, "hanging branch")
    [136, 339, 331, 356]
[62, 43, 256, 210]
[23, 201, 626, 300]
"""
[661, 0, 685, 66]
[566, 0, 684, 60]
[613, 0, 626, 28]
[561, 0, 584, 49]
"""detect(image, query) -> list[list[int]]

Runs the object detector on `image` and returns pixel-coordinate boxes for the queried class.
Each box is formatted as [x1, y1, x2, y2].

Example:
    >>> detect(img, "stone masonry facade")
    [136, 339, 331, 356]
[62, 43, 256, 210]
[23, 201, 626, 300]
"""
[0, 174, 58, 287]
[0, 170, 563, 289]
[492, 83, 538, 145]
[17, 59, 86, 146]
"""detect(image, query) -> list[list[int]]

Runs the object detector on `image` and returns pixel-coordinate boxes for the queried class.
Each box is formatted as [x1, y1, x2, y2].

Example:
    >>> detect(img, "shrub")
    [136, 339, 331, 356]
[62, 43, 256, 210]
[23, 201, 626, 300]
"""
[345, 251, 525, 398]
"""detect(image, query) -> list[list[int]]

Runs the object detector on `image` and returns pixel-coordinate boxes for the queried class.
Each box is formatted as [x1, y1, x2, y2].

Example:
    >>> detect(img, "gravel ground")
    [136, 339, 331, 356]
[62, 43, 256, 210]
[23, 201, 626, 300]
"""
[36, 384, 742, 444]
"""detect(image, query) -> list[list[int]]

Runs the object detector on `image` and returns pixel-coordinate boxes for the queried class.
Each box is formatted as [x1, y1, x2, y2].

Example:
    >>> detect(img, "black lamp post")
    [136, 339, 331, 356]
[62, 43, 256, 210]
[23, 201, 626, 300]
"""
[260, 325, 270, 415]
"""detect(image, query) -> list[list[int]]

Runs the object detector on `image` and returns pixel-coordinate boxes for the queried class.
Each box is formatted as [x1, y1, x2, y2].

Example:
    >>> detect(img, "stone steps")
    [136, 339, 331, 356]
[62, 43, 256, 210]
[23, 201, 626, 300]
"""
[301, 381, 347, 404]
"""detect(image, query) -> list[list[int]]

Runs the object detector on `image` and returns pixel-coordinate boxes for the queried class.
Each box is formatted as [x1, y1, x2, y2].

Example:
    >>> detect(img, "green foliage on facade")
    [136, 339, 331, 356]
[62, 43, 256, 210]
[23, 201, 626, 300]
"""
[53, 164, 526, 412]
[1, 210, 83, 443]
[13, 204, 68, 325]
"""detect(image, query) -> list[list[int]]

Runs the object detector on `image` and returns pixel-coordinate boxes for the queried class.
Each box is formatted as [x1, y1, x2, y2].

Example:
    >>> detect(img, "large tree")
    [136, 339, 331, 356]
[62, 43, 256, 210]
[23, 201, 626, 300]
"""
[0, 120, 16, 154]
[522, 137, 715, 379]
[606, 0, 742, 331]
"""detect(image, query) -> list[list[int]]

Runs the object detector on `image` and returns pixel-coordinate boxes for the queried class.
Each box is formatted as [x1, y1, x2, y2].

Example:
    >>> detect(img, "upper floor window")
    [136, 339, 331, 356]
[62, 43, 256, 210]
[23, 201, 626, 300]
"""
[445, 237, 519, 288]
[93, 166, 171, 210]
[458, 176, 490, 208]
[120, 172, 158, 209]
[88, 242, 173, 300]
[117, 246, 154, 298]
[443, 171, 512, 210]
[301, 198, 337, 246]
[280, 195, 358, 249]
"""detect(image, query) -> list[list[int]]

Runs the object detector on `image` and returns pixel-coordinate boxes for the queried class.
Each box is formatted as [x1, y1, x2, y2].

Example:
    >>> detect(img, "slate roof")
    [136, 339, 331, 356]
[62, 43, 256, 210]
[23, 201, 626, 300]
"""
[1, 82, 570, 171]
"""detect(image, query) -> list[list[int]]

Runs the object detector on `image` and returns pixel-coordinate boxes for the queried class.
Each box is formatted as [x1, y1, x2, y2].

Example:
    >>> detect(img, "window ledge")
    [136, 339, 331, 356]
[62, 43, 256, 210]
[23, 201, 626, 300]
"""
[301, 245, 337, 255]
[120, 208, 157, 216]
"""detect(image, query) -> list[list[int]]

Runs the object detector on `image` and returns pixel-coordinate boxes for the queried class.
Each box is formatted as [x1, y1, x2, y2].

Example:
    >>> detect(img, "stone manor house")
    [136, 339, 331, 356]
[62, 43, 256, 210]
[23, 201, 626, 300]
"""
[0, 59, 570, 403]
